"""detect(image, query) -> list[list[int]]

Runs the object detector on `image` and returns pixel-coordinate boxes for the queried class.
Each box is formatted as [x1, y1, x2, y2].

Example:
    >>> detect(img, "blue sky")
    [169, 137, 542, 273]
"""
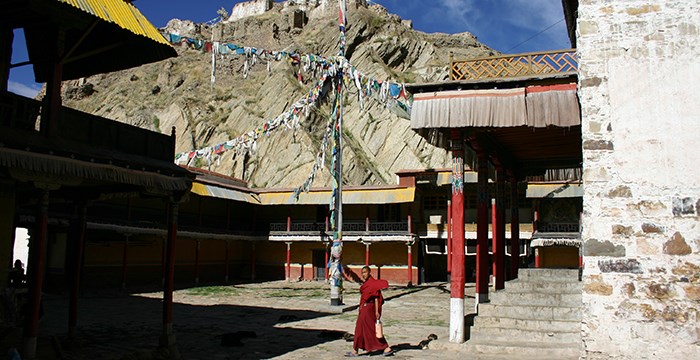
[8, 0, 569, 97]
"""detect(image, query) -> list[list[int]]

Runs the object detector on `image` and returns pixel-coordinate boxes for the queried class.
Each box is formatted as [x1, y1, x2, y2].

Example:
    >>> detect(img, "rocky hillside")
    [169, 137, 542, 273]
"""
[60, 2, 494, 188]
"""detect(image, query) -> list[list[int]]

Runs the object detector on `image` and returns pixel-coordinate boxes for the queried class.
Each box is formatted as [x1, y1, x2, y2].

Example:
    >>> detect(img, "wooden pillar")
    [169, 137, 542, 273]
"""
[0, 27, 12, 92]
[447, 199, 452, 274]
[285, 242, 292, 281]
[194, 240, 201, 286]
[364, 242, 370, 266]
[324, 243, 329, 281]
[509, 176, 520, 279]
[224, 240, 230, 282]
[448, 130, 465, 343]
[365, 209, 370, 232]
[535, 248, 541, 268]
[476, 152, 489, 304]
[287, 215, 291, 232]
[250, 242, 256, 281]
[407, 242, 413, 287]
[68, 204, 87, 339]
[226, 203, 231, 231]
[41, 62, 63, 137]
[579, 211, 583, 269]
[493, 168, 505, 290]
[121, 234, 130, 289]
[23, 190, 49, 359]
[161, 236, 166, 286]
[160, 201, 179, 354]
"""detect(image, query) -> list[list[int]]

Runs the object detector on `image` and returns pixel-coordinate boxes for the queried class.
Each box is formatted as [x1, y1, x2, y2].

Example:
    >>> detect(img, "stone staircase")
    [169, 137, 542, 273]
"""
[463, 268, 582, 359]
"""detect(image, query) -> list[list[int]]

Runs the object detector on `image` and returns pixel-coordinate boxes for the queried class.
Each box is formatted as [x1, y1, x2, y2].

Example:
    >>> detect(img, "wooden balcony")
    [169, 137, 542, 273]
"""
[0, 91, 175, 163]
[269, 221, 409, 236]
[450, 49, 578, 81]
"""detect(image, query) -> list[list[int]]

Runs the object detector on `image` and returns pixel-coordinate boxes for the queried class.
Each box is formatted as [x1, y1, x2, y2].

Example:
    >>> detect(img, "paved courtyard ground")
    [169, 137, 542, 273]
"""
[23, 280, 479, 359]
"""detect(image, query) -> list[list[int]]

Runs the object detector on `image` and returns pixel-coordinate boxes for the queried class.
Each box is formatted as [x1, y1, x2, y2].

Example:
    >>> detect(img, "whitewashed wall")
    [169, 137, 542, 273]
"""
[226, 0, 273, 23]
[578, 1, 700, 358]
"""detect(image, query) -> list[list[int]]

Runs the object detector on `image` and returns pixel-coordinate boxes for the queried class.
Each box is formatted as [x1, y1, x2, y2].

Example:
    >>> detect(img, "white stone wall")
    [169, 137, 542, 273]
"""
[226, 0, 273, 23]
[578, 1, 700, 359]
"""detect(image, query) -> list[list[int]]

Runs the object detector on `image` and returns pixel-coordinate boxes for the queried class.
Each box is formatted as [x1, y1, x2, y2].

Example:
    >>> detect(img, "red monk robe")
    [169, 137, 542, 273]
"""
[353, 274, 390, 353]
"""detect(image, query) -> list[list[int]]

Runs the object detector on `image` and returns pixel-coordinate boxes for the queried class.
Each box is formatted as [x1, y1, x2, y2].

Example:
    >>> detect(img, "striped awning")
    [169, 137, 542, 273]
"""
[410, 84, 580, 129]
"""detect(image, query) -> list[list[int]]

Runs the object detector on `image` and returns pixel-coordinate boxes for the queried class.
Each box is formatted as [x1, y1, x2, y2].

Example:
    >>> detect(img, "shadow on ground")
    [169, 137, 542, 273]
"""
[33, 294, 352, 360]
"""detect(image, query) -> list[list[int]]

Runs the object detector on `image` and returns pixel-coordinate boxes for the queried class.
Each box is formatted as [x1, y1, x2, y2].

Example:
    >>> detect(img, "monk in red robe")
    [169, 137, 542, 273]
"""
[347, 266, 394, 357]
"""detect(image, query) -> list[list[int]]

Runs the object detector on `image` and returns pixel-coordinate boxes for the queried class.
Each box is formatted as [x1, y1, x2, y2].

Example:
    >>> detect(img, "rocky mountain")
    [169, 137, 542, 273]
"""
[60, 1, 495, 188]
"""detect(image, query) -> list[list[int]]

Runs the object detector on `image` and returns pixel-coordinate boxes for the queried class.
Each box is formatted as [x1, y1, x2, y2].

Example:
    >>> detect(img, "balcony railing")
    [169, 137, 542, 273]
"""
[269, 221, 409, 234]
[450, 49, 578, 81]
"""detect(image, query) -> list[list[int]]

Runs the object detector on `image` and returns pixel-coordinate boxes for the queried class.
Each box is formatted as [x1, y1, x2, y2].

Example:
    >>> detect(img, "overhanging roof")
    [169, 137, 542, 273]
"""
[259, 187, 415, 205]
[4, 0, 176, 82]
[191, 182, 260, 204]
[526, 182, 583, 198]
[409, 82, 582, 177]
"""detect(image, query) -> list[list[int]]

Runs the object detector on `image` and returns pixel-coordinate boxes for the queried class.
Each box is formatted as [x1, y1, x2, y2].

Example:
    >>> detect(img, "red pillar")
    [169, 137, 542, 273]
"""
[447, 199, 452, 274]
[285, 242, 292, 281]
[449, 130, 466, 342]
[579, 211, 583, 269]
[194, 240, 201, 285]
[287, 215, 291, 232]
[23, 190, 49, 359]
[121, 235, 129, 289]
[365, 243, 370, 266]
[509, 176, 520, 279]
[535, 248, 541, 268]
[407, 243, 413, 286]
[494, 168, 505, 290]
[250, 242, 256, 281]
[0, 28, 12, 92]
[224, 240, 230, 282]
[161, 201, 178, 350]
[69, 204, 87, 339]
[324, 244, 329, 281]
[491, 198, 498, 288]
[476, 152, 490, 303]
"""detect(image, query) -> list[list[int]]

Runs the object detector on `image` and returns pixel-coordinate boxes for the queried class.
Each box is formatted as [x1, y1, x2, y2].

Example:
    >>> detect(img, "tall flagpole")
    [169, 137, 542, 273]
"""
[329, 0, 347, 306]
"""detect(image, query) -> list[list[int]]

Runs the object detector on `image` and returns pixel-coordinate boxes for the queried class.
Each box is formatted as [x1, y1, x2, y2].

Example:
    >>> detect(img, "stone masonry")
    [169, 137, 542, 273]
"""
[578, 1, 700, 359]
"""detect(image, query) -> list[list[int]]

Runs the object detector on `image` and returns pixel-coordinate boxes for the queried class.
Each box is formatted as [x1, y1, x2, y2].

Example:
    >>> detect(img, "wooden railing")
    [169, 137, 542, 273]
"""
[450, 49, 578, 81]
[269, 221, 409, 234]
[0, 91, 175, 162]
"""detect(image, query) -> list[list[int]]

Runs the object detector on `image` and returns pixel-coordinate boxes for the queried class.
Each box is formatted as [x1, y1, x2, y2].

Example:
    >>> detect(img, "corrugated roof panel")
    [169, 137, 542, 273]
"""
[259, 188, 415, 205]
[191, 182, 260, 204]
[58, 0, 170, 46]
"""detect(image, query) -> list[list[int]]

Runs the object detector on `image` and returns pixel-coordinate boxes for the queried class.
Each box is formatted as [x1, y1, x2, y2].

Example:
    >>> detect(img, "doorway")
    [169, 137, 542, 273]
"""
[312, 249, 326, 281]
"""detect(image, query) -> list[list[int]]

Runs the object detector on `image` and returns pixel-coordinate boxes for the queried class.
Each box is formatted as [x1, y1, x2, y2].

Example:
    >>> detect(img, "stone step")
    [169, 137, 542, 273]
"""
[429, 340, 578, 360]
[517, 268, 580, 282]
[504, 279, 582, 294]
[469, 325, 581, 343]
[478, 303, 581, 321]
[473, 315, 580, 332]
[463, 339, 581, 358]
[488, 290, 582, 307]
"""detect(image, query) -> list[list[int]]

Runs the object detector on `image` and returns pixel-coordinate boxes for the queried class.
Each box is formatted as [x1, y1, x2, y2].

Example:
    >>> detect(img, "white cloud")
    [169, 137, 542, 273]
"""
[508, 0, 564, 31]
[434, 0, 478, 33]
[7, 80, 41, 98]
